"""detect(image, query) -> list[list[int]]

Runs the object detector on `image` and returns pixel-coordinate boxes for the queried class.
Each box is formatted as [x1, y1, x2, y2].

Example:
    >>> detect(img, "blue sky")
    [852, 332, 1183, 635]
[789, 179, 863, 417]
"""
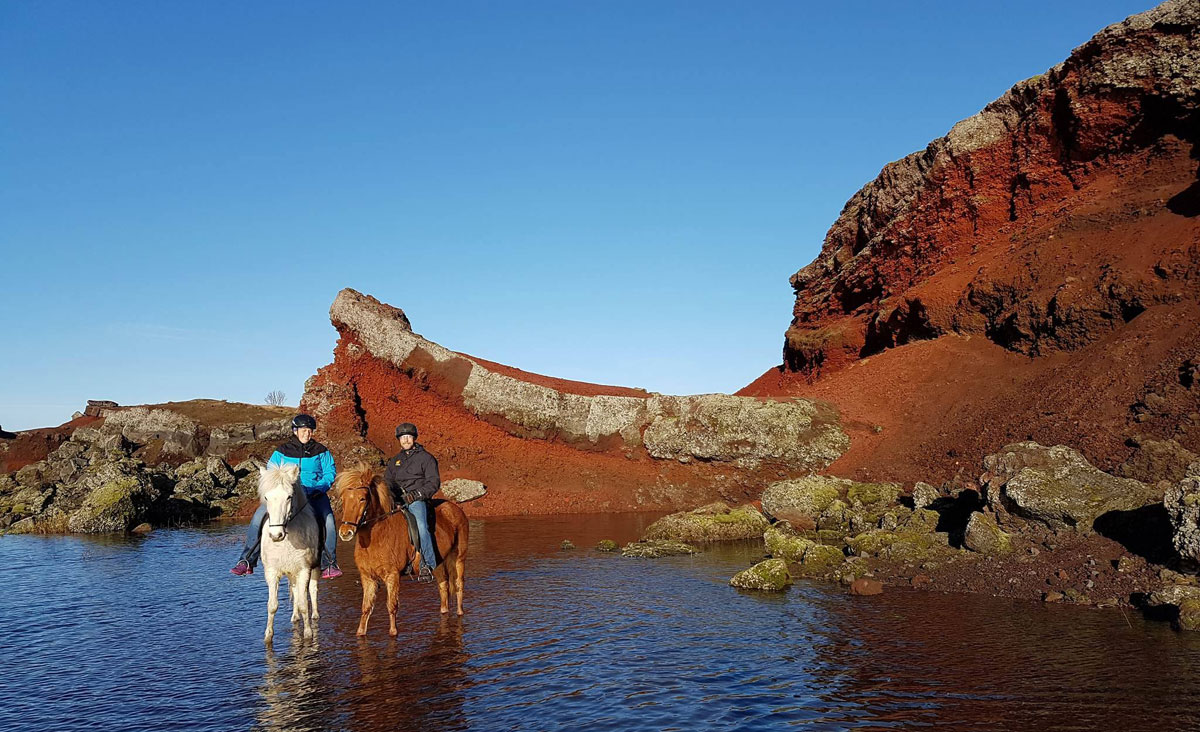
[1, 1, 1154, 430]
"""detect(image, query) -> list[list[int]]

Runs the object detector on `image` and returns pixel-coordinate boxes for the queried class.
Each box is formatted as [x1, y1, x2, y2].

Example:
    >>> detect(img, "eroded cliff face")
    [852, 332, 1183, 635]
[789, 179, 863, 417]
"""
[745, 0, 1200, 484]
[302, 289, 849, 515]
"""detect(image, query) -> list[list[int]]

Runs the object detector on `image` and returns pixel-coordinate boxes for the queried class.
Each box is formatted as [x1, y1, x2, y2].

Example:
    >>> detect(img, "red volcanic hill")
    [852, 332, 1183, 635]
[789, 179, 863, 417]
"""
[741, 0, 1200, 485]
[301, 290, 849, 516]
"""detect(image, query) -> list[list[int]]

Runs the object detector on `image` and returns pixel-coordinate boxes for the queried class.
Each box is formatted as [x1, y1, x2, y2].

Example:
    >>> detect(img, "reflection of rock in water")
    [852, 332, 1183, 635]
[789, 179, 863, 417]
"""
[255, 633, 327, 732]
[346, 616, 469, 731]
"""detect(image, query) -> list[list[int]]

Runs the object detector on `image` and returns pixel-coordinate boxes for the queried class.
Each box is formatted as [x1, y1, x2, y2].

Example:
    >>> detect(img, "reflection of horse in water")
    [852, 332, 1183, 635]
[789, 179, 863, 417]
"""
[348, 616, 470, 730]
[255, 635, 327, 732]
[334, 466, 470, 635]
[258, 463, 320, 644]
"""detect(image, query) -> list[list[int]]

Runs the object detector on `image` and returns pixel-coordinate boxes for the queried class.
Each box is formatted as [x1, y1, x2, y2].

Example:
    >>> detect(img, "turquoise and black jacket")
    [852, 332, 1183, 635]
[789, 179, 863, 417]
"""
[267, 438, 336, 494]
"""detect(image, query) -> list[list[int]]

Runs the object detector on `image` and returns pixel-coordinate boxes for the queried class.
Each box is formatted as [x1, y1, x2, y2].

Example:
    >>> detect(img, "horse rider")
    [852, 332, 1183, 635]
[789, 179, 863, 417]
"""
[230, 413, 342, 579]
[384, 422, 440, 583]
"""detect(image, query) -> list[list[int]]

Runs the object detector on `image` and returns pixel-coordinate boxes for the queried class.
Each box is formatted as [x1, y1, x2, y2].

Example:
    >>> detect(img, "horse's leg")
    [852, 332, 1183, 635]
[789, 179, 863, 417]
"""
[357, 577, 379, 636]
[264, 566, 280, 644]
[296, 567, 314, 640]
[454, 550, 466, 616]
[309, 573, 319, 621]
[288, 573, 301, 624]
[435, 562, 450, 614]
[385, 572, 400, 637]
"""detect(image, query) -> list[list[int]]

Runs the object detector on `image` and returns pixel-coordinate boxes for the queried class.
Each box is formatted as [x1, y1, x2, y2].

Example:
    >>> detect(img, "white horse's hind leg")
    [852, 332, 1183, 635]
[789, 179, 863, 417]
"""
[264, 567, 281, 644]
[296, 567, 314, 640]
[309, 574, 319, 621]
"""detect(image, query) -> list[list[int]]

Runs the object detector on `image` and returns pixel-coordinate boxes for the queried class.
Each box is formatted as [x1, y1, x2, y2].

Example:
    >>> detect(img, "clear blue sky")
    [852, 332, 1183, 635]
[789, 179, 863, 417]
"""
[1, 0, 1154, 430]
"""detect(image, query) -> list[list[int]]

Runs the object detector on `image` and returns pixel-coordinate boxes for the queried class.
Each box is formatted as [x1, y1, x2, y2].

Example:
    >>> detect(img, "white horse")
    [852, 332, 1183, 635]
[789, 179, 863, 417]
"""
[258, 463, 320, 643]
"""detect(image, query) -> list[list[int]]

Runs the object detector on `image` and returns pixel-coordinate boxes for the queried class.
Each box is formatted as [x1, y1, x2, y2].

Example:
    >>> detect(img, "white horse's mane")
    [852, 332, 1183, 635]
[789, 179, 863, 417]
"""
[258, 463, 301, 499]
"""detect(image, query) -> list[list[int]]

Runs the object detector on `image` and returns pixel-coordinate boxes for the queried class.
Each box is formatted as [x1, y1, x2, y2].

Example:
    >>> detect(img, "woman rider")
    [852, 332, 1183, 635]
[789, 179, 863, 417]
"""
[230, 413, 342, 579]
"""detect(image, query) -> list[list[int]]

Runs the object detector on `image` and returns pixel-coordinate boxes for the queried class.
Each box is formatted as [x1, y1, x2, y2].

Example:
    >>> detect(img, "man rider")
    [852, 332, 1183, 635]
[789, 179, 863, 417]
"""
[384, 422, 439, 583]
[230, 413, 342, 579]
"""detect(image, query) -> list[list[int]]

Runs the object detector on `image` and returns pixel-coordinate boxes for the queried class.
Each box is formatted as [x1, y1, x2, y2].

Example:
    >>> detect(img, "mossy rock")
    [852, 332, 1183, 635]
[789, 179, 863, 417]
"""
[761, 476, 848, 523]
[560, 540, 576, 550]
[846, 481, 902, 508]
[845, 529, 952, 563]
[764, 525, 815, 562]
[596, 539, 619, 552]
[67, 475, 152, 533]
[834, 557, 869, 585]
[798, 543, 846, 575]
[963, 512, 1014, 555]
[642, 502, 769, 542]
[730, 558, 792, 591]
[621, 540, 700, 558]
[901, 508, 940, 534]
[1178, 598, 1200, 631]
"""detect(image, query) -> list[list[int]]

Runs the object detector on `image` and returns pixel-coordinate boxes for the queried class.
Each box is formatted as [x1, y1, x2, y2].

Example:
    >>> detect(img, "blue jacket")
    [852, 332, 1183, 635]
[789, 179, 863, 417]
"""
[268, 438, 336, 494]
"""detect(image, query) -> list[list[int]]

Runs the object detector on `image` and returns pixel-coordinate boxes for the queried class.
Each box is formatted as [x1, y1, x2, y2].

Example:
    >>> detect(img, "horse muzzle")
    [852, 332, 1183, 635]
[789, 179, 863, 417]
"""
[268, 527, 286, 542]
[338, 526, 356, 542]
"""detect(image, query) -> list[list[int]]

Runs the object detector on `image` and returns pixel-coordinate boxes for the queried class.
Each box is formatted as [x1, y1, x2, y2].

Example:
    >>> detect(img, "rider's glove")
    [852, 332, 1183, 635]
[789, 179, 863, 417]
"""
[403, 490, 423, 505]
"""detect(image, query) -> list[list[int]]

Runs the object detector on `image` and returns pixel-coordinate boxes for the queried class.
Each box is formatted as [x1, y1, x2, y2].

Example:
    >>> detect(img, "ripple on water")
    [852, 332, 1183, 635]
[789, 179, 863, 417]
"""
[2, 517, 1200, 731]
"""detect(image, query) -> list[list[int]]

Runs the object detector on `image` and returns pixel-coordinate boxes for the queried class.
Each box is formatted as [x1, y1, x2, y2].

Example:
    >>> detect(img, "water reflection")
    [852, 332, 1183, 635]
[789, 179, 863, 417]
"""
[4, 514, 1200, 732]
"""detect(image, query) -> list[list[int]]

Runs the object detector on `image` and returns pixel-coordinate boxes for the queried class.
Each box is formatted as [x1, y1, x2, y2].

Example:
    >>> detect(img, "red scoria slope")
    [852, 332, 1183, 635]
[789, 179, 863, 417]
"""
[741, 0, 1200, 485]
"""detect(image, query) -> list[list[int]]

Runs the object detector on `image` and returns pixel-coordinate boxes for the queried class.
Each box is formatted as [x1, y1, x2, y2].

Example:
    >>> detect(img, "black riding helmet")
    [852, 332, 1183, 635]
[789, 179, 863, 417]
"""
[291, 414, 317, 430]
[395, 422, 418, 439]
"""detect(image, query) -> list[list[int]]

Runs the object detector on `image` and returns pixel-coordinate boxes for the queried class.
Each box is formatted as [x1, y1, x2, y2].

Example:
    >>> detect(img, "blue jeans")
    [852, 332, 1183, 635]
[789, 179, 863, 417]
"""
[239, 492, 337, 569]
[408, 499, 437, 570]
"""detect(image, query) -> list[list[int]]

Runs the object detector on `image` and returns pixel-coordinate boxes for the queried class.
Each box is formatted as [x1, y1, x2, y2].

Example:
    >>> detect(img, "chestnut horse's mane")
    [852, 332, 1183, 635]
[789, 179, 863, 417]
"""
[333, 463, 394, 514]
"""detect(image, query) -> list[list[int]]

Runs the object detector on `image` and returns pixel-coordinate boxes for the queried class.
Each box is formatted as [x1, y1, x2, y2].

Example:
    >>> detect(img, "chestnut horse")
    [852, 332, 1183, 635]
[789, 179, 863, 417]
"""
[334, 465, 469, 634]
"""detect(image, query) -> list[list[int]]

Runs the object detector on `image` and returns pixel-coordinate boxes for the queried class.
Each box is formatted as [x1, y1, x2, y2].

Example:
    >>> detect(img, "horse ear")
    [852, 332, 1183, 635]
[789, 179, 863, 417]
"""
[282, 463, 301, 482]
[373, 475, 394, 512]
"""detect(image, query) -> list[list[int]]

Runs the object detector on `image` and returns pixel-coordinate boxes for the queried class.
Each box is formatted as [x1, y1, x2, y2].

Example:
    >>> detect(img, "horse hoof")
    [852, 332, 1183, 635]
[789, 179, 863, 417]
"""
[457, 609, 464, 616]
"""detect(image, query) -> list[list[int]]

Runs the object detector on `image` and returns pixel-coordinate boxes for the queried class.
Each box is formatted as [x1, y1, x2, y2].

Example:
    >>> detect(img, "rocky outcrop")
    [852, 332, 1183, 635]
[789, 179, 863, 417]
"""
[1165, 461, 1200, 562]
[641, 502, 770, 542]
[302, 288, 849, 515]
[963, 512, 1014, 555]
[1, 427, 262, 534]
[440, 478, 487, 503]
[982, 442, 1158, 533]
[743, 1, 1200, 487]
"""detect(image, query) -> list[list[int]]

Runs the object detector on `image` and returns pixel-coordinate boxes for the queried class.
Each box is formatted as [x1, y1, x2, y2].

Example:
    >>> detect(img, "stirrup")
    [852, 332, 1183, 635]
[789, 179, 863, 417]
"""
[418, 565, 435, 583]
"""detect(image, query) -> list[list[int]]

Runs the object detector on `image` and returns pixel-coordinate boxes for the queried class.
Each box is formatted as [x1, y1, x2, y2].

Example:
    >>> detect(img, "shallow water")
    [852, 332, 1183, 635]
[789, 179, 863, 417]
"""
[2, 513, 1199, 731]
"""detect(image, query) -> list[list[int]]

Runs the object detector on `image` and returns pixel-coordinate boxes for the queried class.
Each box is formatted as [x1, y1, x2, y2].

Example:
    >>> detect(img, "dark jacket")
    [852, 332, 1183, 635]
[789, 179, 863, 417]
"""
[383, 443, 440, 504]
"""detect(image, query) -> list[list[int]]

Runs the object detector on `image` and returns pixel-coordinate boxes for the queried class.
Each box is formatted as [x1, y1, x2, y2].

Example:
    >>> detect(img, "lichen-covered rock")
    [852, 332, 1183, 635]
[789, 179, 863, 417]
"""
[760, 476, 849, 523]
[834, 557, 869, 585]
[620, 539, 700, 558]
[440, 478, 487, 503]
[847, 481, 902, 508]
[764, 525, 815, 562]
[912, 482, 941, 510]
[102, 408, 203, 457]
[901, 508, 940, 534]
[1147, 584, 1200, 608]
[641, 502, 769, 542]
[730, 559, 792, 591]
[67, 472, 156, 533]
[963, 512, 1014, 555]
[1178, 599, 1200, 632]
[797, 543, 846, 574]
[643, 395, 849, 470]
[845, 528, 953, 562]
[173, 457, 236, 503]
[596, 539, 618, 552]
[1164, 461, 1200, 563]
[983, 443, 1157, 533]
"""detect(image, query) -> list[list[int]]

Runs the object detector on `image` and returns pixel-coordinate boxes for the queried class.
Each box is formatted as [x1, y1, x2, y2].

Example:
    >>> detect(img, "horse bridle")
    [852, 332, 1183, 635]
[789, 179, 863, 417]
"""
[340, 484, 403, 532]
[267, 492, 309, 534]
